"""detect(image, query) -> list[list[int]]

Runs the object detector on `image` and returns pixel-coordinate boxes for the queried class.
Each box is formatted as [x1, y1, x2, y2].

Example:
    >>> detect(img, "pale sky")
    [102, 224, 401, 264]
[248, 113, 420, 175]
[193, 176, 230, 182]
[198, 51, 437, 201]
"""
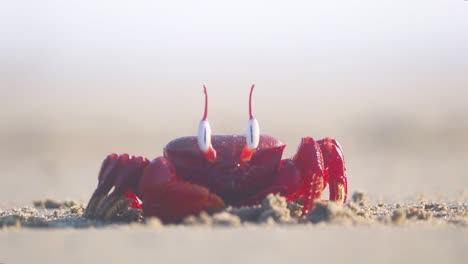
[0, 0, 467, 114]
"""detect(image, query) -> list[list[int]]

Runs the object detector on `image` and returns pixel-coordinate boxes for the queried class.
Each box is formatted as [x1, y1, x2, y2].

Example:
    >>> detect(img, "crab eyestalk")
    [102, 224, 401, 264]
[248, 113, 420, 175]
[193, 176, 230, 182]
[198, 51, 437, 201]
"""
[197, 85, 217, 162]
[241, 84, 260, 162]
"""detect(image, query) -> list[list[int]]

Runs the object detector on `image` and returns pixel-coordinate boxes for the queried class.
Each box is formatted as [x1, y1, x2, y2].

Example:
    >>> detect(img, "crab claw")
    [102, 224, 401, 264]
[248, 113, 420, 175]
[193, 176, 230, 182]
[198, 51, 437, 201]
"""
[292, 137, 326, 214]
[317, 137, 347, 202]
[137, 157, 225, 222]
[292, 137, 348, 214]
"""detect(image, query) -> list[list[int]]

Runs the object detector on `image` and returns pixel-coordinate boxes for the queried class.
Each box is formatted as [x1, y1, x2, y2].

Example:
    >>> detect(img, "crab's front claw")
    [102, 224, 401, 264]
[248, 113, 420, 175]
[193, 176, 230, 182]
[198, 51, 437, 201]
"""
[84, 153, 149, 220]
[137, 157, 225, 222]
[317, 137, 347, 202]
[282, 136, 347, 215]
[292, 137, 327, 214]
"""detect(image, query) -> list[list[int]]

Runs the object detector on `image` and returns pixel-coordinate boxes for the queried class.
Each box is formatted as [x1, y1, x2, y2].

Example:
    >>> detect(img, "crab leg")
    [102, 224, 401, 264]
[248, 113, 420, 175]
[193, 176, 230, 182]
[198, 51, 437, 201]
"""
[84, 154, 149, 220]
[317, 138, 347, 202]
[137, 157, 225, 222]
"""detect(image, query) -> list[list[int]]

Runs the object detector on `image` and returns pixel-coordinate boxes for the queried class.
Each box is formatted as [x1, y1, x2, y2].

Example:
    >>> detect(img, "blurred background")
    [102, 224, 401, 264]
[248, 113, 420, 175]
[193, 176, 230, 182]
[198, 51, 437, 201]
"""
[0, 0, 467, 207]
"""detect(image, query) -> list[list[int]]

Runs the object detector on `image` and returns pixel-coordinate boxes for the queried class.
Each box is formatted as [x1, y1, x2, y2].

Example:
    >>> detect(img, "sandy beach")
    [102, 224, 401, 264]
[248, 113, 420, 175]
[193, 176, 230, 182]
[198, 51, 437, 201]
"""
[1, 225, 466, 264]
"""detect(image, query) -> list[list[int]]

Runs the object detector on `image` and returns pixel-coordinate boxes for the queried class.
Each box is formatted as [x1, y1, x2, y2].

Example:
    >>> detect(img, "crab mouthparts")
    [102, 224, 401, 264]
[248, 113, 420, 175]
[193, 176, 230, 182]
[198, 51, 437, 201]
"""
[240, 145, 255, 162]
[203, 146, 217, 162]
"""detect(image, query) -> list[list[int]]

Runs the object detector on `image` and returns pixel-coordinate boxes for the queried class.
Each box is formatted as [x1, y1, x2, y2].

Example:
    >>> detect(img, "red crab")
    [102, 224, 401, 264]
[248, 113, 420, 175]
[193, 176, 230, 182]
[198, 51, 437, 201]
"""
[84, 85, 347, 222]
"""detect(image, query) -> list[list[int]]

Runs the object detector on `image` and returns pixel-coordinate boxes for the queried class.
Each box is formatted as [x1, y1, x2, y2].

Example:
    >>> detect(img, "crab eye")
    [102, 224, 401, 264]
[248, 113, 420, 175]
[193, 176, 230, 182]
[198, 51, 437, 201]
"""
[246, 118, 260, 149]
[197, 85, 217, 162]
[241, 84, 260, 162]
[245, 84, 260, 149]
[197, 119, 212, 151]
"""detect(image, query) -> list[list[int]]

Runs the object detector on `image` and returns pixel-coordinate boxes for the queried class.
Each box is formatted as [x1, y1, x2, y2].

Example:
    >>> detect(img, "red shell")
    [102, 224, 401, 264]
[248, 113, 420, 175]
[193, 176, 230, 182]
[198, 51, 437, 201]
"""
[163, 134, 285, 204]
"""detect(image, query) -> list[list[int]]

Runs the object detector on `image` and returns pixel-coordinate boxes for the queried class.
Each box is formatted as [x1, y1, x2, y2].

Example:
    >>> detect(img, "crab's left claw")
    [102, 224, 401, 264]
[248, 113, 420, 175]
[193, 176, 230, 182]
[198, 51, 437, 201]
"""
[317, 137, 347, 202]
[293, 137, 347, 214]
[291, 137, 327, 214]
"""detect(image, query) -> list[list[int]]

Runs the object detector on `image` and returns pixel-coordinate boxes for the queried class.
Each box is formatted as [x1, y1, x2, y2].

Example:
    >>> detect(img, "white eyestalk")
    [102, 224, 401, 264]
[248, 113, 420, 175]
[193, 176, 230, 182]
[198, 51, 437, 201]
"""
[246, 118, 260, 149]
[241, 84, 260, 162]
[197, 85, 216, 162]
[197, 119, 212, 152]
